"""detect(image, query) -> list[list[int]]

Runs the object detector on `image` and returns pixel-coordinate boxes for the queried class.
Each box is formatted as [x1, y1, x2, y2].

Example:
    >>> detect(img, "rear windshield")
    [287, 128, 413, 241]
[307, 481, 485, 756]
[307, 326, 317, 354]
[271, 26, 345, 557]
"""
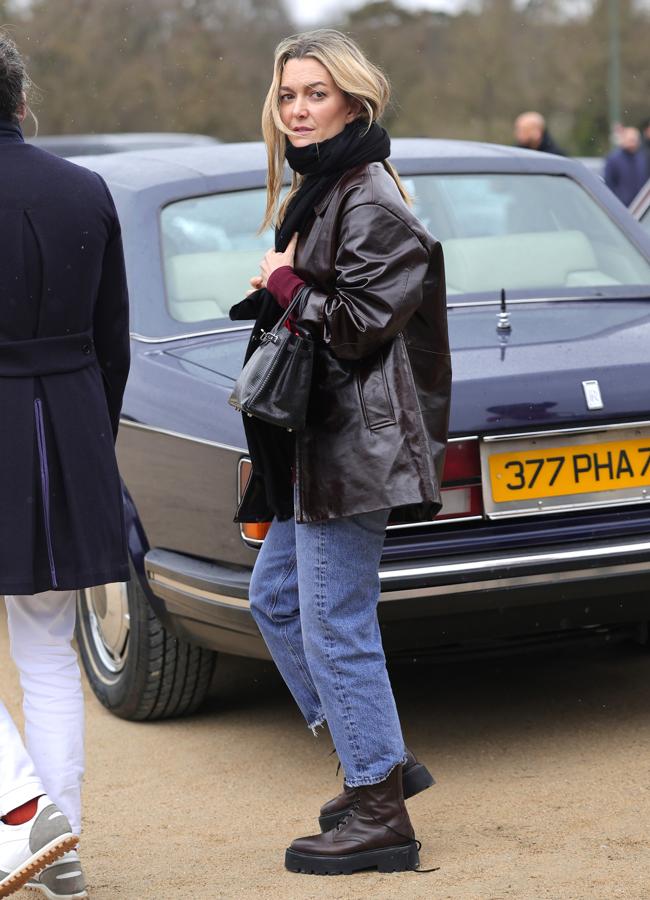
[403, 173, 650, 296]
[158, 173, 650, 331]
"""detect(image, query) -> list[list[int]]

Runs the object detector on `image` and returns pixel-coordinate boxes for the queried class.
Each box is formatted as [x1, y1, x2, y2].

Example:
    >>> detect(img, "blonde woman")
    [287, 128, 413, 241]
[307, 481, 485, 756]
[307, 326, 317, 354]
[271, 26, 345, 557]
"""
[230, 29, 450, 875]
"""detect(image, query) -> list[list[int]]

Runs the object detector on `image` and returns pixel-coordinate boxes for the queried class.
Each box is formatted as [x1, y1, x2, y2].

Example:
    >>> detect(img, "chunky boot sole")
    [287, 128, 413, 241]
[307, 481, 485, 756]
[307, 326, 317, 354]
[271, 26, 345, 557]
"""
[319, 764, 435, 833]
[285, 841, 420, 875]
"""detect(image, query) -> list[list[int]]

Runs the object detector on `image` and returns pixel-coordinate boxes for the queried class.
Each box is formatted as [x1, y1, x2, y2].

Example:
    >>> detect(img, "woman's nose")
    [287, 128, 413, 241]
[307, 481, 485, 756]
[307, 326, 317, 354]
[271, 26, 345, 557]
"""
[293, 97, 308, 119]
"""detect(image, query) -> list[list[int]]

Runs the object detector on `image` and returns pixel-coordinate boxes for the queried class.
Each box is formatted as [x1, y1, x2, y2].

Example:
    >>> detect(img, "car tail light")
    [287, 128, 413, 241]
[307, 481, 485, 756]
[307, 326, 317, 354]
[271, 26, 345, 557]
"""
[437, 438, 484, 521]
[242, 521, 271, 541]
[238, 439, 484, 543]
[238, 459, 271, 543]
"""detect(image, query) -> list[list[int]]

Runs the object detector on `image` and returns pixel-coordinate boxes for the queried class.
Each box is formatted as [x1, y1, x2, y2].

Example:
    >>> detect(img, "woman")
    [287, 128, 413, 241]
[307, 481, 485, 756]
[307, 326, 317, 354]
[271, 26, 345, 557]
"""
[0, 33, 130, 898]
[231, 29, 450, 875]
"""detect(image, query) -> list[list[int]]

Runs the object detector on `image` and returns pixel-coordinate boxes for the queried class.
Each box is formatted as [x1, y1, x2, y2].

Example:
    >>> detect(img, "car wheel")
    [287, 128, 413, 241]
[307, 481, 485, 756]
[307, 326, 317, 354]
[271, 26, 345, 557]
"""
[76, 560, 216, 721]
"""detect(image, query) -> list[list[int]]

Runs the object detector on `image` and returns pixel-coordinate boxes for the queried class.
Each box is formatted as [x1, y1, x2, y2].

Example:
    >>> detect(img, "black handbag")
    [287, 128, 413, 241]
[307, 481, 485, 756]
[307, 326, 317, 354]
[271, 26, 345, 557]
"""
[228, 287, 315, 432]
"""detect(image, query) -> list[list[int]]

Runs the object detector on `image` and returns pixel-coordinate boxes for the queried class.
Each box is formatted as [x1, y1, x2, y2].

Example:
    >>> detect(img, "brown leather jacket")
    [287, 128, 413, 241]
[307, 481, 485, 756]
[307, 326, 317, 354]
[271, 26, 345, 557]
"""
[290, 161, 451, 523]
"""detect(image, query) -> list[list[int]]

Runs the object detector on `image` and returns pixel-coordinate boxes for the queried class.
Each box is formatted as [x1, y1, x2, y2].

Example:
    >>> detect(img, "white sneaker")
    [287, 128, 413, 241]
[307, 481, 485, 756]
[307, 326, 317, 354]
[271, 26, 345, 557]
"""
[0, 796, 78, 898]
[26, 850, 87, 899]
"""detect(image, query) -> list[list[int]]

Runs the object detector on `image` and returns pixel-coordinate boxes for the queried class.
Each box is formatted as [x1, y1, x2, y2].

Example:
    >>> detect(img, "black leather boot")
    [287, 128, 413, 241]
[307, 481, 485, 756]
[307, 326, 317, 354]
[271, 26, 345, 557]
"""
[318, 746, 434, 832]
[286, 764, 420, 875]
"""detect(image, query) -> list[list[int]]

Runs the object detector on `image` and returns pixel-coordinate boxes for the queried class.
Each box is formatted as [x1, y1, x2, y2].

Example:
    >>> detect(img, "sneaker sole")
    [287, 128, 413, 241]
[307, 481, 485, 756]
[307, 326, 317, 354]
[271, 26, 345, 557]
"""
[318, 764, 436, 832]
[0, 834, 79, 899]
[285, 841, 420, 875]
[25, 882, 87, 900]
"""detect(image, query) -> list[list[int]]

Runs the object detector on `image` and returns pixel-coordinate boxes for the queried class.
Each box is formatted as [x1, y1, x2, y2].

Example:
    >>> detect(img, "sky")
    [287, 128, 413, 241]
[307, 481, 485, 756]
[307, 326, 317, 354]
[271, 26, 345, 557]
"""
[290, 0, 465, 26]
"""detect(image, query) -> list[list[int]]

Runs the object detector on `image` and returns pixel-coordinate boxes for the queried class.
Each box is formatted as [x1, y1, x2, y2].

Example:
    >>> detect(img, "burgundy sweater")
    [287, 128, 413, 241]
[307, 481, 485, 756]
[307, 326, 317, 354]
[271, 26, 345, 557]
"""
[266, 266, 305, 310]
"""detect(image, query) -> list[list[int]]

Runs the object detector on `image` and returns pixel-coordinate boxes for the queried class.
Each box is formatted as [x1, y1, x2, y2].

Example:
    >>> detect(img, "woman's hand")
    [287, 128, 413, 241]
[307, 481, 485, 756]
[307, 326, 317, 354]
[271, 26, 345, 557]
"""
[259, 232, 298, 288]
[246, 275, 263, 296]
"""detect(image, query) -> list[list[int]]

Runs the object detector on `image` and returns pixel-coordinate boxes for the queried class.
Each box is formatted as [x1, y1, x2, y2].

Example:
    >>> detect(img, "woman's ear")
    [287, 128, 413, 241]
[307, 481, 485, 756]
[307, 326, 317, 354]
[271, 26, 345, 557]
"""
[16, 90, 27, 123]
[345, 97, 363, 122]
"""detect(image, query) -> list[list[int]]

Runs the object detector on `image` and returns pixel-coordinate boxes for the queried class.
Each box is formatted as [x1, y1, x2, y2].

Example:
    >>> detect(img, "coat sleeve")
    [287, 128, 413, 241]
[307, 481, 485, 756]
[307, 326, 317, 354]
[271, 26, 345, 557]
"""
[93, 175, 130, 440]
[295, 201, 431, 360]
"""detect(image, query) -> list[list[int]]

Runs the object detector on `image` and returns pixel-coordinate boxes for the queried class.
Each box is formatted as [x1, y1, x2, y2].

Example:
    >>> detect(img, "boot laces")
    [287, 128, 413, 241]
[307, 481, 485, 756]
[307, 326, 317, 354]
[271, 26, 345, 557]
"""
[335, 801, 439, 874]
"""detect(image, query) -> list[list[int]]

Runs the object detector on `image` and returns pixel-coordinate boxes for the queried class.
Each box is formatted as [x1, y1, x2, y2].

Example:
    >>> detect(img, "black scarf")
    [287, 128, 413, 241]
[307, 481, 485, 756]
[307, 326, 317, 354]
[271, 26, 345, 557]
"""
[229, 120, 391, 522]
[230, 119, 390, 322]
[275, 119, 390, 250]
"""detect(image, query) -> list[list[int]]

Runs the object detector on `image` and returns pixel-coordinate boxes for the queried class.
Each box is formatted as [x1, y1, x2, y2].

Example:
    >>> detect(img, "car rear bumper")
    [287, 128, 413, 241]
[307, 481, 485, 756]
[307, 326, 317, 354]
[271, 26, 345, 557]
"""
[144, 534, 650, 658]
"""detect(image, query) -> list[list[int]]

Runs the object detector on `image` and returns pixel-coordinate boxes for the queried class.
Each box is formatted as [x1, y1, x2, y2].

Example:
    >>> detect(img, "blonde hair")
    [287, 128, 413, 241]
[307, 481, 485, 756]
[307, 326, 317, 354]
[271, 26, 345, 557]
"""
[260, 29, 409, 231]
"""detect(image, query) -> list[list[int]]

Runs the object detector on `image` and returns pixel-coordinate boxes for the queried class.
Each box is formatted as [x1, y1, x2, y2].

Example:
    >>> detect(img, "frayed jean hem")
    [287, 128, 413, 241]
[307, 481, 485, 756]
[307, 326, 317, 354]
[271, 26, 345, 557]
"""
[308, 715, 326, 736]
[343, 753, 408, 789]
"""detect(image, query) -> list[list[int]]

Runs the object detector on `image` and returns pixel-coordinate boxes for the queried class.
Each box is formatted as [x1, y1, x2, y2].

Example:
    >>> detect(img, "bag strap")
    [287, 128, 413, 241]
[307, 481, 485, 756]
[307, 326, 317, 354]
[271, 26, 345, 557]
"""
[270, 285, 314, 335]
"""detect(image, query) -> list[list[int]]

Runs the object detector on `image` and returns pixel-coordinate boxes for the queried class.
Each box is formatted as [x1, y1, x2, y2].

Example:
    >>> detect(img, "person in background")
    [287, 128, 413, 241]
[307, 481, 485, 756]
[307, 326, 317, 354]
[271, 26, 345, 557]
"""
[0, 31, 130, 899]
[514, 111, 565, 156]
[604, 126, 648, 207]
[231, 28, 449, 876]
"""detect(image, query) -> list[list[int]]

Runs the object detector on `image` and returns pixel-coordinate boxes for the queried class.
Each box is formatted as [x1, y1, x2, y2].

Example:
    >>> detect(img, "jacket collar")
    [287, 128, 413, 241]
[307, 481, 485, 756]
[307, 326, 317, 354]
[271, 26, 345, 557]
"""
[313, 162, 375, 216]
[0, 118, 25, 145]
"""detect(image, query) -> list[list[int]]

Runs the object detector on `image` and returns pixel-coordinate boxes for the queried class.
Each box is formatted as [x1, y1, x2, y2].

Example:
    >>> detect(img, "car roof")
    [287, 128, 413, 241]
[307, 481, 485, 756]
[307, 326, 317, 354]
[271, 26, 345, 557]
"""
[70, 138, 589, 194]
[31, 132, 219, 155]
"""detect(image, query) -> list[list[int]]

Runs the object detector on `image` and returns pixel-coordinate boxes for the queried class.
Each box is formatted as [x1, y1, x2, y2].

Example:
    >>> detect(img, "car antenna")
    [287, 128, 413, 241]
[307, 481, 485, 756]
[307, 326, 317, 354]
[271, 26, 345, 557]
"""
[496, 288, 511, 333]
[497, 288, 511, 362]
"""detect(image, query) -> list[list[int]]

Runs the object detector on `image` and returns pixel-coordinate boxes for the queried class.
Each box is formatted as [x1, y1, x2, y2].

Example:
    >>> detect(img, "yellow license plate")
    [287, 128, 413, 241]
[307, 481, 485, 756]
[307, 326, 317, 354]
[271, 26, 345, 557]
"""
[489, 436, 650, 503]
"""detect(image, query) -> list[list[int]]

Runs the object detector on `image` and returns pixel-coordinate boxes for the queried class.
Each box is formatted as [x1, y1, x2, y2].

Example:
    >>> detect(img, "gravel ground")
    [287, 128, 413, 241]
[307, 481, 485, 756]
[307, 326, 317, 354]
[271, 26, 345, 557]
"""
[2, 606, 650, 900]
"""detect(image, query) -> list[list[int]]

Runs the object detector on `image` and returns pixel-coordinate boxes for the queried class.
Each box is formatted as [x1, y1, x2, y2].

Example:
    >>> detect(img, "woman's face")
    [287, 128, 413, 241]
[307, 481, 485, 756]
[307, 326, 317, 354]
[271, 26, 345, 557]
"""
[279, 57, 358, 147]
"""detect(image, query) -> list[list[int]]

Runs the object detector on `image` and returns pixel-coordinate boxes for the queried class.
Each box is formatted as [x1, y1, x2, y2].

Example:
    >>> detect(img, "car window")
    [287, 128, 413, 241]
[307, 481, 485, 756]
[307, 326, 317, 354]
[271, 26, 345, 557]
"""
[403, 173, 650, 296]
[158, 174, 650, 334]
[160, 189, 274, 324]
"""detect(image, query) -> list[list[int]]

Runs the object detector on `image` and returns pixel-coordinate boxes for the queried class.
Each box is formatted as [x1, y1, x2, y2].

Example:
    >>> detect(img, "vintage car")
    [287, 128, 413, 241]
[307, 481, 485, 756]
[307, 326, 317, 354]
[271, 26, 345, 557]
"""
[72, 140, 650, 721]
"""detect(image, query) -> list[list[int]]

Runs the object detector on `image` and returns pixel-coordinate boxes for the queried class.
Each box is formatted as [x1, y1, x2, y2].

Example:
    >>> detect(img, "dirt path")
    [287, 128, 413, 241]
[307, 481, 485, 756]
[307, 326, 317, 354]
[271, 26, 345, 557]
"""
[2, 607, 650, 899]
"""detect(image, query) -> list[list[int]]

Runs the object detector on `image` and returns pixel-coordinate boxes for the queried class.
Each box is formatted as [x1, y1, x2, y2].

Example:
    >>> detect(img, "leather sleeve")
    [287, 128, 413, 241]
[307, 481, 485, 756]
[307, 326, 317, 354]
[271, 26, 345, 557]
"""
[296, 202, 432, 360]
[93, 175, 131, 440]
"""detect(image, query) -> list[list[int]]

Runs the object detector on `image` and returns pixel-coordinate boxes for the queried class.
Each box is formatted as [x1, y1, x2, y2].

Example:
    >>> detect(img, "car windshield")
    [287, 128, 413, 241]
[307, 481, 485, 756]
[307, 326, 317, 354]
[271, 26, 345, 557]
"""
[158, 173, 650, 333]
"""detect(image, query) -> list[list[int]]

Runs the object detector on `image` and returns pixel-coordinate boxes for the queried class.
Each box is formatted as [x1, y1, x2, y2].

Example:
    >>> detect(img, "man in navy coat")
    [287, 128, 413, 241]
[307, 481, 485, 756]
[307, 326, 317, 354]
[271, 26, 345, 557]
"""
[604, 127, 649, 207]
[0, 32, 129, 898]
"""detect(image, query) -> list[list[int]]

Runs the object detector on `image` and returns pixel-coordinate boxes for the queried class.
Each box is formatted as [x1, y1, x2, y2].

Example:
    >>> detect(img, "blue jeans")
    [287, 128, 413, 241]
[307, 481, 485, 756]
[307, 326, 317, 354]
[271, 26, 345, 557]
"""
[249, 509, 405, 787]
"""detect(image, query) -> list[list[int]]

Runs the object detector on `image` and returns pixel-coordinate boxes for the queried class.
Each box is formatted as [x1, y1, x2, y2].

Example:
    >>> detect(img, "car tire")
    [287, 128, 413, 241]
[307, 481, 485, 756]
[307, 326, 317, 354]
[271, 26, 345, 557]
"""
[76, 559, 216, 721]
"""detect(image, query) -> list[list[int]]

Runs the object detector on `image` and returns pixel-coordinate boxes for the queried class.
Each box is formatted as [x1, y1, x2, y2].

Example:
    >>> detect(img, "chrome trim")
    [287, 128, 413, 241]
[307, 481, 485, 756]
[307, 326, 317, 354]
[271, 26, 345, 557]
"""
[130, 325, 252, 344]
[146, 571, 251, 609]
[119, 418, 246, 454]
[131, 295, 650, 338]
[146, 539, 650, 611]
[447, 294, 650, 310]
[378, 538, 650, 582]
[388, 514, 483, 530]
[381, 559, 650, 601]
[483, 420, 650, 442]
[486, 494, 650, 520]
[237, 457, 264, 548]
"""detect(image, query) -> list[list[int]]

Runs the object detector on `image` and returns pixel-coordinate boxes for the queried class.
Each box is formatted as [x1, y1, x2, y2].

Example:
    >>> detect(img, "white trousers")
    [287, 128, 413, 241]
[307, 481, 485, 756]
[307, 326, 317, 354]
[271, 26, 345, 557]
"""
[0, 591, 83, 835]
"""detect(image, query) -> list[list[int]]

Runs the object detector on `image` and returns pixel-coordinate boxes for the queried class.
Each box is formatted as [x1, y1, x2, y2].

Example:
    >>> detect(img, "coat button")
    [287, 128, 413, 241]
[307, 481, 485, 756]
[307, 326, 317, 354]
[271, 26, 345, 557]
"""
[82, 343, 92, 355]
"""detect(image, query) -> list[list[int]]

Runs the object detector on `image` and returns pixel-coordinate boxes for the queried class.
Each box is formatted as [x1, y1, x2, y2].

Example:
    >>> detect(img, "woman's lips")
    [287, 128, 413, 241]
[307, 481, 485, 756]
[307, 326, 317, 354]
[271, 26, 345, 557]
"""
[293, 127, 314, 133]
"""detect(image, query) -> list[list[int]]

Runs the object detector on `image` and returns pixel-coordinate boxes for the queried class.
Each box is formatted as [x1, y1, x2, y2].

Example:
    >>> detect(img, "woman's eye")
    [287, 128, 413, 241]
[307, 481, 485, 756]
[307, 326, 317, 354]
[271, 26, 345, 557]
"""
[311, 92, 326, 100]
[279, 94, 294, 103]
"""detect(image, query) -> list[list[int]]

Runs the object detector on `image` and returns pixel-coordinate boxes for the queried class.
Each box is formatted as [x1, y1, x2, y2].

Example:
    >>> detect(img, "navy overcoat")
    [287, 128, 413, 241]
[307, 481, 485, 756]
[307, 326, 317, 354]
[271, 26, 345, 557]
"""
[0, 120, 130, 595]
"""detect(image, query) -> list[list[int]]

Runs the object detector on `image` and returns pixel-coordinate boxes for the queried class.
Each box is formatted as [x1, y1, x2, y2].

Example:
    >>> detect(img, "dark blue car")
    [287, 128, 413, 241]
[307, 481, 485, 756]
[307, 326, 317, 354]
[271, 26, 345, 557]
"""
[72, 140, 650, 720]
